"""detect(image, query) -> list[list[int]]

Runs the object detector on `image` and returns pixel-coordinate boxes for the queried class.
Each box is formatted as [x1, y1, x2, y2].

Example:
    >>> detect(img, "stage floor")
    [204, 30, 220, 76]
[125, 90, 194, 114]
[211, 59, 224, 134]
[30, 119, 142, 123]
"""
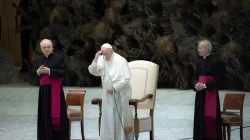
[0, 85, 250, 140]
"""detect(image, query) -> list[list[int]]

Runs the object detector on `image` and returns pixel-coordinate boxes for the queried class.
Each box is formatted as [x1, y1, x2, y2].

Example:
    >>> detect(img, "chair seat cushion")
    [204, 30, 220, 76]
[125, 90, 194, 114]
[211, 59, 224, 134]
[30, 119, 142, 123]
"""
[67, 109, 82, 121]
[221, 114, 241, 123]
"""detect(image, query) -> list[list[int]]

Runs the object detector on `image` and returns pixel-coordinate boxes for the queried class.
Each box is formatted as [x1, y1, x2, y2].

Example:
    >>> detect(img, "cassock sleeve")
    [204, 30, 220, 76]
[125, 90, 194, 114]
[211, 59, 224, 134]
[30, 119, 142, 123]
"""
[49, 56, 65, 78]
[31, 57, 41, 77]
[88, 61, 101, 76]
[192, 61, 200, 91]
[88, 57, 105, 76]
[113, 59, 131, 92]
[205, 60, 226, 89]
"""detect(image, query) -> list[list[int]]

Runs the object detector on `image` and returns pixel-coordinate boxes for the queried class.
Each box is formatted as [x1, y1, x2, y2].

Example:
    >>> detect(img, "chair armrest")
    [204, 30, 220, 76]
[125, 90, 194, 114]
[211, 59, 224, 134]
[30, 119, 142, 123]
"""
[91, 98, 102, 136]
[129, 94, 153, 106]
[129, 94, 153, 119]
[91, 98, 102, 106]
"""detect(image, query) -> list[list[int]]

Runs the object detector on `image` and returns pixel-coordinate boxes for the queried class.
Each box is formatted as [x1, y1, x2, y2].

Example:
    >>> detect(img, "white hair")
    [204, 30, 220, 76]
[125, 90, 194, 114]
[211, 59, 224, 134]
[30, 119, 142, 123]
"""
[199, 40, 212, 52]
[40, 39, 53, 47]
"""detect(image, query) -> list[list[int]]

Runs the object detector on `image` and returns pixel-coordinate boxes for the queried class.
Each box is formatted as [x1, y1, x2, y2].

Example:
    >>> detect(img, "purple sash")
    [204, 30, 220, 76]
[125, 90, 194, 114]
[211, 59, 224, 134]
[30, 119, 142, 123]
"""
[199, 76, 217, 138]
[40, 75, 61, 130]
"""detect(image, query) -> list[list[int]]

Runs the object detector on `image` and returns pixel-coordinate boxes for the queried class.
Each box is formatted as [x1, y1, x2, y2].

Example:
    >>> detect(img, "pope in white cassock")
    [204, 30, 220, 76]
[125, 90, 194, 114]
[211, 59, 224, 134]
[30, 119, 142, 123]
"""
[88, 43, 134, 140]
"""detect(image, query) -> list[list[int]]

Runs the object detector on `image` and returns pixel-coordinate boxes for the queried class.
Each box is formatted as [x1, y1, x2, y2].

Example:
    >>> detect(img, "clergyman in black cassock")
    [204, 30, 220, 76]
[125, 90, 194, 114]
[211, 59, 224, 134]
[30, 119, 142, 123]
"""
[193, 40, 226, 140]
[32, 39, 69, 140]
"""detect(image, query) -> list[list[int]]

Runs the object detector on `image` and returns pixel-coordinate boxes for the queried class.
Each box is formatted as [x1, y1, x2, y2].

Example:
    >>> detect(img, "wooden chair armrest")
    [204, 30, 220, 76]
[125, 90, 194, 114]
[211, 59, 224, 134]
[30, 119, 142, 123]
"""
[91, 98, 102, 136]
[91, 98, 102, 106]
[129, 94, 153, 106]
[129, 94, 153, 119]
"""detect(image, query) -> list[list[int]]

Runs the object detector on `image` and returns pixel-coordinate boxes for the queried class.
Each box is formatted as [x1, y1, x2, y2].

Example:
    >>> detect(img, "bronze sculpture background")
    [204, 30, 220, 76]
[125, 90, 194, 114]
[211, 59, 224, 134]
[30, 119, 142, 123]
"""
[15, 0, 250, 91]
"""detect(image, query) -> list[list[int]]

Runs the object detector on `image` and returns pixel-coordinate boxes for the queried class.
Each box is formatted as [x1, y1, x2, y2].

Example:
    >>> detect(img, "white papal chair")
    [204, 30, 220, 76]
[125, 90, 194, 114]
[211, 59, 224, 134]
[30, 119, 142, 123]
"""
[91, 60, 159, 140]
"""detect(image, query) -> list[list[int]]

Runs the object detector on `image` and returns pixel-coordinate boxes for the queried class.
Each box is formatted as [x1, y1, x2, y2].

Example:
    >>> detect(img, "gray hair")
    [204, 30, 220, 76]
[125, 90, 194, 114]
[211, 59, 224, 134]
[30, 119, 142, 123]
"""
[40, 39, 53, 47]
[199, 40, 212, 52]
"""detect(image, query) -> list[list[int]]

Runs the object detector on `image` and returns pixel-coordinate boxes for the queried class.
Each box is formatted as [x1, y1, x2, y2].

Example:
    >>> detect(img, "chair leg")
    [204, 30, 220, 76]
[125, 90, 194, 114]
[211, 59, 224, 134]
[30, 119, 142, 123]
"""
[98, 116, 101, 136]
[68, 120, 71, 140]
[240, 125, 243, 140]
[135, 132, 139, 140]
[150, 130, 154, 140]
[227, 125, 231, 140]
[81, 121, 85, 140]
[222, 126, 226, 140]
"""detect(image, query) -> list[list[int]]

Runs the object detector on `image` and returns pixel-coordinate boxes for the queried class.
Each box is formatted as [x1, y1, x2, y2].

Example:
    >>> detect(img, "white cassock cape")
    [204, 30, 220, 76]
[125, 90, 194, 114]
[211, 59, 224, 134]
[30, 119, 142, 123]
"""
[88, 52, 134, 140]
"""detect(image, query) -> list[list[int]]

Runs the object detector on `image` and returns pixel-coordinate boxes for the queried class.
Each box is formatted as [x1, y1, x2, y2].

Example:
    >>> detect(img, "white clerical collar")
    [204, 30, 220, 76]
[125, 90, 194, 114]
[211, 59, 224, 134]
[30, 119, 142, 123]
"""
[203, 54, 210, 59]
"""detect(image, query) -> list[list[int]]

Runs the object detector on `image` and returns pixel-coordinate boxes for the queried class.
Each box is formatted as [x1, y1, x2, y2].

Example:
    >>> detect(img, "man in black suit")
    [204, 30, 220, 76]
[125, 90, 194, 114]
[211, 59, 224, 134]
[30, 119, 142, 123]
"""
[32, 39, 69, 140]
[193, 40, 226, 140]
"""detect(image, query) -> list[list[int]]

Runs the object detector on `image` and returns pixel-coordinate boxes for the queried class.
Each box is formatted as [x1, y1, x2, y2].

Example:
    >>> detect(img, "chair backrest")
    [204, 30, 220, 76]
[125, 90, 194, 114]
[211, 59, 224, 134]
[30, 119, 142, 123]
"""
[223, 93, 245, 116]
[66, 89, 86, 112]
[128, 60, 159, 109]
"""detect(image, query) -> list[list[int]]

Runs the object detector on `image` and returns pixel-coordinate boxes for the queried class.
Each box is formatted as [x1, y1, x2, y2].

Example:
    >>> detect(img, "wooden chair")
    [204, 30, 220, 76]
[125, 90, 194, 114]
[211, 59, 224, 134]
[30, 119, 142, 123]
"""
[91, 60, 159, 140]
[221, 93, 245, 140]
[66, 89, 86, 140]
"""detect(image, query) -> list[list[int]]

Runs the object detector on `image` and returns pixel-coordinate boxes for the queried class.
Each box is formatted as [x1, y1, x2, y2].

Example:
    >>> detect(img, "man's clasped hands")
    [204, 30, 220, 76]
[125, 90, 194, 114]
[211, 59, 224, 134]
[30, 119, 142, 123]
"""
[38, 65, 50, 74]
[195, 82, 206, 91]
